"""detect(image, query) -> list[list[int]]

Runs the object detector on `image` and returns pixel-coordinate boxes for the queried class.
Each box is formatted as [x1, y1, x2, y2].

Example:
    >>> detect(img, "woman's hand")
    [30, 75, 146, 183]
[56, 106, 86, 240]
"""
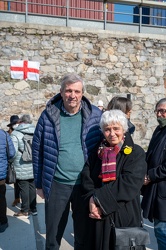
[89, 196, 102, 219]
[143, 175, 151, 185]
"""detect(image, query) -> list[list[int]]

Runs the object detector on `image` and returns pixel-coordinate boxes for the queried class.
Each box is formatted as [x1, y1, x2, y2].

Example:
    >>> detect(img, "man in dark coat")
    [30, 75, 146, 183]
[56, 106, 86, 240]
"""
[32, 73, 102, 250]
[142, 98, 166, 250]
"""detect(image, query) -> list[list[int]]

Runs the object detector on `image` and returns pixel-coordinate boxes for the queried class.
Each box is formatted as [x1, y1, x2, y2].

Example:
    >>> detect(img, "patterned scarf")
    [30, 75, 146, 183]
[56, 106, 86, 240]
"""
[98, 140, 122, 183]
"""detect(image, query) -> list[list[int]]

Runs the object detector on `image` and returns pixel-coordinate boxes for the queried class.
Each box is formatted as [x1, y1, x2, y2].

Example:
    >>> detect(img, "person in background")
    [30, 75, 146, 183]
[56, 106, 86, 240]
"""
[32, 73, 102, 250]
[107, 96, 135, 135]
[7, 115, 19, 135]
[141, 98, 166, 250]
[81, 110, 147, 250]
[7, 115, 21, 207]
[10, 114, 37, 218]
[97, 100, 105, 112]
[0, 129, 15, 233]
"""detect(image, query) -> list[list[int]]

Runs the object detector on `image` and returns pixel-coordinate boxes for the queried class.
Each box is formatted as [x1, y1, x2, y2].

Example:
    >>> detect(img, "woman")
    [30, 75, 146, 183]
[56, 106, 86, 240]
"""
[81, 110, 147, 250]
[10, 114, 37, 218]
[107, 96, 135, 135]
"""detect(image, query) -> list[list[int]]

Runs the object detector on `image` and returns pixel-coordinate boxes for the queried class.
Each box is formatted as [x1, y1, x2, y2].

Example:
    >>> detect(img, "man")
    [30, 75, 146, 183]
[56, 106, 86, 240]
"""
[141, 98, 166, 250]
[0, 129, 15, 233]
[32, 73, 102, 250]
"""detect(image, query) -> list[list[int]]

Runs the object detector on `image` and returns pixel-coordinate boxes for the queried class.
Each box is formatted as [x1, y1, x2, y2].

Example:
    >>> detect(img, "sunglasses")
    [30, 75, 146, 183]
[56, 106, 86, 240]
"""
[154, 109, 166, 115]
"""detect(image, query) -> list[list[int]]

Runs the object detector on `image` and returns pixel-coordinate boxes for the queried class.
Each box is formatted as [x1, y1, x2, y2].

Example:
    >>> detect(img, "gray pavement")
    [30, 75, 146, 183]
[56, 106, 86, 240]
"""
[0, 184, 157, 250]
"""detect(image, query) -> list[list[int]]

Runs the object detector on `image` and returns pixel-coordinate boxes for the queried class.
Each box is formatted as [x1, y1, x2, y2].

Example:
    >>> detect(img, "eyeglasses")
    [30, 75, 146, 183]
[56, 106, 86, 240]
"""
[154, 109, 166, 115]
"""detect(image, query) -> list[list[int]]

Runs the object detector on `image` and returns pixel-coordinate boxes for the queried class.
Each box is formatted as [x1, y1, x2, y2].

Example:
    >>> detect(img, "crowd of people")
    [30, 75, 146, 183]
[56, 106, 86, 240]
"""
[0, 72, 165, 250]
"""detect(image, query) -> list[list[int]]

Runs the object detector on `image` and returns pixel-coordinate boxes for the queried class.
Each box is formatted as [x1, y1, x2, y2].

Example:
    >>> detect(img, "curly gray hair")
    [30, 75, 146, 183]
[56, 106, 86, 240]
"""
[19, 114, 32, 124]
[100, 110, 128, 133]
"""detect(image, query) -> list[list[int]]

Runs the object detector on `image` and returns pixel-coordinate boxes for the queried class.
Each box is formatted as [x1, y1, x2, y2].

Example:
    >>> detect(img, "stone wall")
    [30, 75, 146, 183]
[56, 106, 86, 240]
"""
[0, 21, 166, 149]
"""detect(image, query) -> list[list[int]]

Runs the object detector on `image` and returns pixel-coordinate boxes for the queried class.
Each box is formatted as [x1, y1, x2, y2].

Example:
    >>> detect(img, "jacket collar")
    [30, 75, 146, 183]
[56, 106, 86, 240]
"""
[46, 93, 93, 118]
[121, 132, 135, 153]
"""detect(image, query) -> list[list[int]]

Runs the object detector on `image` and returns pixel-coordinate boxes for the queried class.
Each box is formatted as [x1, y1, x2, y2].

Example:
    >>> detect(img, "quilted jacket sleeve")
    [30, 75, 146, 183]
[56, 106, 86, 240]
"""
[6, 132, 16, 159]
[94, 145, 147, 215]
[32, 112, 44, 189]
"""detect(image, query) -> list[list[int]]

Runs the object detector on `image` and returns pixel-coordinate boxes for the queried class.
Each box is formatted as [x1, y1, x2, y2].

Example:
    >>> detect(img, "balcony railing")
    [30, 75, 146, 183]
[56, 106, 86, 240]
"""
[0, 0, 166, 34]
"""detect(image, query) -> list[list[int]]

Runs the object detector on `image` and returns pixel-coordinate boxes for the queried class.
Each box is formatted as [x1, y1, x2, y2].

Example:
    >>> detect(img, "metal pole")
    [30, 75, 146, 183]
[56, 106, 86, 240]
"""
[127, 94, 131, 100]
[66, 0, 69, 27]
[25, 0, 28, 23]
[104, 2, 107, 30]
[8, 1, 10, 10]
[139, 5, 142, 33]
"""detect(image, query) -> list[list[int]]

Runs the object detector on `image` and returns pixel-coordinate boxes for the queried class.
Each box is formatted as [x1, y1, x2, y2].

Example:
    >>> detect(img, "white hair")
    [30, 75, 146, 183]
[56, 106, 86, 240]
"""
[100, 110, 128, 132]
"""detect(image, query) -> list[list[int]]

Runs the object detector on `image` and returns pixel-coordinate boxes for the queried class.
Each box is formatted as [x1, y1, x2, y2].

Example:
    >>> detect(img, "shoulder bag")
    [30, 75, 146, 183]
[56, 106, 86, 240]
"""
[5, 132, 16, 184]
[110, 216, 150, 250]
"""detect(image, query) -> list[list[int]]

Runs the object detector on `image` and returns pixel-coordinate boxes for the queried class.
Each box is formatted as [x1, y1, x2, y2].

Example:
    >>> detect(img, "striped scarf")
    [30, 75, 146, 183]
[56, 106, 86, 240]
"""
[98, 141, 121, 183]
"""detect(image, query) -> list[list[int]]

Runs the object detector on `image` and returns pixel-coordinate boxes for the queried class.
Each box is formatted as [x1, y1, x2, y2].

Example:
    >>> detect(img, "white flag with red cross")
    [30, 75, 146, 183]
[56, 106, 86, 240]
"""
[10, 60, 40, 82]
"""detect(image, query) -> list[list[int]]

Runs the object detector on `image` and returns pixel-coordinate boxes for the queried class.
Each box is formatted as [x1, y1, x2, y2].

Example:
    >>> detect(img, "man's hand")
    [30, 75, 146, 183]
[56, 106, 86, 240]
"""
[37, 188, 45, 199]
[89, 196, 102, 219]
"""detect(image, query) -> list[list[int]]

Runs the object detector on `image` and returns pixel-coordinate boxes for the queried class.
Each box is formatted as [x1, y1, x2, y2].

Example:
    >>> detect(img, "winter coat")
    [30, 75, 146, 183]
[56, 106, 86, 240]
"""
[141, 125, 166, 222]
[81, 132, 147, 250]
[0, 129, 15, 180]
[128, 119, 135, 135]
[10, 123, 35, 180]
[32, 93, 102, 200]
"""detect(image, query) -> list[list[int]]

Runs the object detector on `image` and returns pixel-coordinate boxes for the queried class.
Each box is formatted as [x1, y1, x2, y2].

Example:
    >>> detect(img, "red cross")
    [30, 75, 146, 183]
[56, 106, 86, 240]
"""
[10, 60, 39, 79]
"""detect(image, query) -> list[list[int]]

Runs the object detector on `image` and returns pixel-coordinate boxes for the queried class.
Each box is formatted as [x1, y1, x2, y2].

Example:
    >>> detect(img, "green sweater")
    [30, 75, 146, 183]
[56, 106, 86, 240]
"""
[54, 111, 84, 185]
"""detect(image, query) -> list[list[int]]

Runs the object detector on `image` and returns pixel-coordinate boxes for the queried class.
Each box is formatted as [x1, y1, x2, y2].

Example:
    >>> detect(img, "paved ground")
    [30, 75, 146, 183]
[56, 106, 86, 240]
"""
[0, 184, 158, 250]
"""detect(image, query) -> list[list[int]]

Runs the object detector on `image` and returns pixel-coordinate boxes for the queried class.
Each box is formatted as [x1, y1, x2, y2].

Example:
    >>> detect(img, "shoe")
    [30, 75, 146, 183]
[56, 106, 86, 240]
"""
[30, 209, 37, 216]
[0, 222, 8, 233]
[13, 211, 30, 219]
[12, 198, 21, 207]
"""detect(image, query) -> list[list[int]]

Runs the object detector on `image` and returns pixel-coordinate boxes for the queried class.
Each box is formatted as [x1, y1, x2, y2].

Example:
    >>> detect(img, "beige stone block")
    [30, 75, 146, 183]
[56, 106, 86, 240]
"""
[14, 81, 30, 90]
[129, 54, 137, 62]
[136, 80, 146, 87]
[109, 55, 118, 63]
[106, 47, 114, 55]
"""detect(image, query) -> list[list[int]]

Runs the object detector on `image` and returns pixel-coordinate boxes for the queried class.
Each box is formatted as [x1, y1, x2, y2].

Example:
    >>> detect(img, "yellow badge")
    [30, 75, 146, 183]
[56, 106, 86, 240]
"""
[124, 146, 132, 155]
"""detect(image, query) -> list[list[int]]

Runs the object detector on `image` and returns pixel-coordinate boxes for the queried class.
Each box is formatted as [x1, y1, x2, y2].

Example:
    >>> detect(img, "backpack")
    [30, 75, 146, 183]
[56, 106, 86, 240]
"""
[19, 133, 33, 162]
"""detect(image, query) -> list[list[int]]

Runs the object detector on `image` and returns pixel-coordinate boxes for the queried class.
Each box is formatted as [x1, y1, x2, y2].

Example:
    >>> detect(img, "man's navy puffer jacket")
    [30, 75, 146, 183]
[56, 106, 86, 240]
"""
[32, 93, 102, 200]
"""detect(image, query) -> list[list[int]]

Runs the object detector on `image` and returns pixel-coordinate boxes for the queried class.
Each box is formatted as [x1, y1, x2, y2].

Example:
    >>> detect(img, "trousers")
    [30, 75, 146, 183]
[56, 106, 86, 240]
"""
[45, 180, 88, 250]
[18, 179, 36, 212]
[0, 180, 7, 224]
[154, 218, 166, 250]
[14, 180, 20, 199]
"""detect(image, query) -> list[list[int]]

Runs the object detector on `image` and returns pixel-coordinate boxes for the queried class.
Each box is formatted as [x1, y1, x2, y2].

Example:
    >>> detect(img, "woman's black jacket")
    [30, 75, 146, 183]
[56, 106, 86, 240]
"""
[81, 132, 147, 250]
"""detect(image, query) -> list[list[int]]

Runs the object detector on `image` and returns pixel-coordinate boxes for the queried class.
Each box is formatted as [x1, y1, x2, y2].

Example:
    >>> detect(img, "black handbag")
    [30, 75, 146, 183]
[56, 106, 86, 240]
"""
[6, 162, 16, 184]
[5, 132, 16, 184]
[110, 217, 150, 250]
